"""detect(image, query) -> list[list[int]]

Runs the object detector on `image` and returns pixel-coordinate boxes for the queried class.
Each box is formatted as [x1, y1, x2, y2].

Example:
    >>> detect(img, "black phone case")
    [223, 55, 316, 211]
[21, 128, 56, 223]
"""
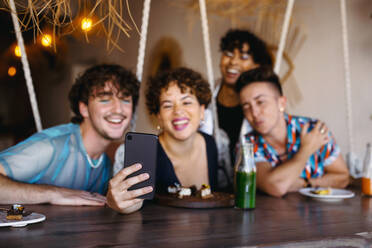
[124, 132, 158, 199]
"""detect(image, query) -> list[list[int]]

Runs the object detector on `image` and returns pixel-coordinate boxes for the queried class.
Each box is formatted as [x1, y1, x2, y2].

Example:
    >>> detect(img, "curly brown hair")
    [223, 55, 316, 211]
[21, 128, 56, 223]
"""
[145, 67, 211, 115]
[220, 29, 273, 67]
[69, 64, 139, 123]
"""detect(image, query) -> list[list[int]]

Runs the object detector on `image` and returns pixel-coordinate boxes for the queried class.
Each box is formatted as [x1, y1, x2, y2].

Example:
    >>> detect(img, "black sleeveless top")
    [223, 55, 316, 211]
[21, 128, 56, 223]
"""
[216, 100, 244, 165]
[155, 132, 218, 193]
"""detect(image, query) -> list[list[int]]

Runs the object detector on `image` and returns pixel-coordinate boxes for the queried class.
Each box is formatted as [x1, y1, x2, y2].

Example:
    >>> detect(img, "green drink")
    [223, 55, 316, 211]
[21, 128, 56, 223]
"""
[235, 171, 256, 209]
[234, 137, 256, 210]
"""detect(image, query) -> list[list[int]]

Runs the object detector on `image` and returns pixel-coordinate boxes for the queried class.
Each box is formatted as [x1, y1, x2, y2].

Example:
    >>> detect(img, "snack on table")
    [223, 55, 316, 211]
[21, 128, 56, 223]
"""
[6, 204, 25, 220]
[167, 183, 180, 194]
[200, 184, 213, 199]
[178, 187, 192, 199]
[311, 188, 332, 195]
[167, 183, 214, 199]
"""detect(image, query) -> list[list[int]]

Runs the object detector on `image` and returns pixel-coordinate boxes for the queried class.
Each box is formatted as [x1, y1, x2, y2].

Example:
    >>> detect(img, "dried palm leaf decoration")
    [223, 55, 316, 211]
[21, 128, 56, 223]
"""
[1, 0, 138, 52]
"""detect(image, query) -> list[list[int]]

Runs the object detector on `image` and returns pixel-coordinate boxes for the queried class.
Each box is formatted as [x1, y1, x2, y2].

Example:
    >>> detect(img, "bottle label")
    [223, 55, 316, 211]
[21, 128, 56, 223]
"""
[235, 171, 256, 209]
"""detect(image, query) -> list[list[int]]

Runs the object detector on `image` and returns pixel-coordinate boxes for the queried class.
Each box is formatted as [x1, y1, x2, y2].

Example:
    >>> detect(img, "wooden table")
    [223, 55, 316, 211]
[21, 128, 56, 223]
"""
[1, 191, 372, 248]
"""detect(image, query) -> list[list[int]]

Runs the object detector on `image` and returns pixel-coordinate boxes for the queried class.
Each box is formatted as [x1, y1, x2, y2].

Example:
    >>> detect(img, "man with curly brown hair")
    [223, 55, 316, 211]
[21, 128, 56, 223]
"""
[0, 64, 152, 214]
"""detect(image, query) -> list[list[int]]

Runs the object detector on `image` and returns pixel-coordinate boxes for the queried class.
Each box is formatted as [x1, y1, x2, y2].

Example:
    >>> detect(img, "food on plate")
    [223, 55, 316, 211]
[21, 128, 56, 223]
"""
[167, 183, 180, 194]
[311, 188, 332, 195]
[6, 204, 25, 220]
[167, 183, 214, 199]
[200, 184, 213, 199]
[178, 187, 192, 199]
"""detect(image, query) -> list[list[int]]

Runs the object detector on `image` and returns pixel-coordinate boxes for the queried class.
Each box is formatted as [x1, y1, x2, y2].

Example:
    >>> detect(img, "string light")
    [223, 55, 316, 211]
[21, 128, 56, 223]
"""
[81, 17, 93, 31]
[8, 66, 16, 77]
[41, 34, 52, 47]
[14, 45, 21, 57]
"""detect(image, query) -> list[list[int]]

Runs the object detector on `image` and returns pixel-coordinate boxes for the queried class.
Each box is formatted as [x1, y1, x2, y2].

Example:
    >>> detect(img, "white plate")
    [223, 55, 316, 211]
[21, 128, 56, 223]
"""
[0, 212, 46, 227]
[299, 187, 355, 202]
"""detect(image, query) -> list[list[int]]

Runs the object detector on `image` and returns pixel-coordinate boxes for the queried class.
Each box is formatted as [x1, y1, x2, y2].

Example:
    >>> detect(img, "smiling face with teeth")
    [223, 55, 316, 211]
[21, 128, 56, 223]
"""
[80, 81, 133, 141]
[157, 82, 205, 141]
[220, 43, 259, 86]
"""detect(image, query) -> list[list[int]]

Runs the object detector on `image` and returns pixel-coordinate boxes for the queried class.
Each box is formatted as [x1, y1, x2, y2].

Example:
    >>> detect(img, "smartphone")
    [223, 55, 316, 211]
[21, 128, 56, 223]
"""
[124, 132, 158, 199]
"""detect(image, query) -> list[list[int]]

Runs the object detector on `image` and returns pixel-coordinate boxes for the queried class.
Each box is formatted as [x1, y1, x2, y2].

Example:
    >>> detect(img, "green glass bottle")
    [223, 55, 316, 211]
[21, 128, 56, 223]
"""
[234, 136, 256, 209]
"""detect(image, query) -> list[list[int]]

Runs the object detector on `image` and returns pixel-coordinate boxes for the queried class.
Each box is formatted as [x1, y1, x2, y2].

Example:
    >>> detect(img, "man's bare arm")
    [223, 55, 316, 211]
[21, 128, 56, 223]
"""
[256, 152, 309, 197]
[309, 155, 349, 188]
[256, 122, 330, 197]
[0, 164, 106, 206]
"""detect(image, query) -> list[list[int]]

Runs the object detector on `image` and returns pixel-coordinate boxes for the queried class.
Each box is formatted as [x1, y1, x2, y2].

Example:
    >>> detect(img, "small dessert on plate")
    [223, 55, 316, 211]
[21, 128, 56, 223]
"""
[167, 183, 214, 199]
[6, 204, 25, 220]
[200, 184, 213, 199]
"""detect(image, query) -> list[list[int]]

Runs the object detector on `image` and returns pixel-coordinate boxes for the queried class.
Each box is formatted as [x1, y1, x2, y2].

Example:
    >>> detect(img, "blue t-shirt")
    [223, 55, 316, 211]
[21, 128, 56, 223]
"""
[0, 123, 111, 194]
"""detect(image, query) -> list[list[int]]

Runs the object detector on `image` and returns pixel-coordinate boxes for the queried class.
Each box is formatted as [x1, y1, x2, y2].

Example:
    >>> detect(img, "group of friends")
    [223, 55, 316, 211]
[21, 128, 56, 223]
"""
[0, 29, 350, 215]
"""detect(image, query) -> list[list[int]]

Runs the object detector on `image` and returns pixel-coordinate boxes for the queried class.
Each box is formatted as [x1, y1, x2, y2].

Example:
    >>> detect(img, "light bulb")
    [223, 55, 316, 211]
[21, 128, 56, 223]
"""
[8, 66, 16, 77]
[41, 34, 52, 47]
[14, 45, 21, 57]
[81, 18, 93, 31]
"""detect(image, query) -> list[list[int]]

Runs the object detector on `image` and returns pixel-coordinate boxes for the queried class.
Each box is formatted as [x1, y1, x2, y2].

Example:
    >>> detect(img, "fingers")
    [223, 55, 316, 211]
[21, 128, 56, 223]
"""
[318, 121, 328, 135]
[113, 198, 144, 214]
[317, 122, 329, 146]
[301, 122, 310, 137]
[308, 121, 328, 136]
[300, 120, 330, 157]
[106, 183, 150, 214]
[107, 171, 152, 204]
[109, 163, 142, 187]
[122, 186, 153, 201]
[120, 173, 150, 191]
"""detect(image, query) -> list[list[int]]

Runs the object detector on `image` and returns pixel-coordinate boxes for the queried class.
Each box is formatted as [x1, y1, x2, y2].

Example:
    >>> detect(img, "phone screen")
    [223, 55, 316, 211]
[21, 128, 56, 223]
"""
[124, 132, 158, 199]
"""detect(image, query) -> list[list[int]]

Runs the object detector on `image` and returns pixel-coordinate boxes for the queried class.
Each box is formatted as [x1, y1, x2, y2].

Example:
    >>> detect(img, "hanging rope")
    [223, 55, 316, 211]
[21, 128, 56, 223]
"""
[136, 0, 151, 82]
[274, 0, 295, 74]
[9, 0, 42, 132]
[340, 0, 354, 155]
[199, 0, 221, 144]
[131, 0, 151, 131]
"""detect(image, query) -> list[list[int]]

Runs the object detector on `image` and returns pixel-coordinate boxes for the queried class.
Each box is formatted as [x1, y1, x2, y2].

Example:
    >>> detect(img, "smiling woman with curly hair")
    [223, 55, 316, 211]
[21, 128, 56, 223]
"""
[145, 67, 218, 193]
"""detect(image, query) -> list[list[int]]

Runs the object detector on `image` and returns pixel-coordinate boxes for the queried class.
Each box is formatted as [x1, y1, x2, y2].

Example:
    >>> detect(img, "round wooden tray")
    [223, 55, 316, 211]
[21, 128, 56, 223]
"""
[155, 192, 235, 209]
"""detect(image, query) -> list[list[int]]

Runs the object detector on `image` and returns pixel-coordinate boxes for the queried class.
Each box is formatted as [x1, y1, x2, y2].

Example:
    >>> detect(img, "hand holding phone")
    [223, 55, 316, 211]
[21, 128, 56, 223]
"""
[123, 132, 158, 199]
[106, 163, 153, 214]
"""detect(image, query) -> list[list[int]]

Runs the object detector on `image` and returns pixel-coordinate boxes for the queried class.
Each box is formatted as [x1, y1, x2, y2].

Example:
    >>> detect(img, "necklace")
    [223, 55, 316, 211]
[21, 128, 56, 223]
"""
[85, 154, 104, 169]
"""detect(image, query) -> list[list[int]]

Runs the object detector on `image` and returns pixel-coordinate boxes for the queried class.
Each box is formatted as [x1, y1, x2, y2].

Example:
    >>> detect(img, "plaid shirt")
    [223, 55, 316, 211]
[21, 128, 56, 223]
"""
[245, 114, 340, 179]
